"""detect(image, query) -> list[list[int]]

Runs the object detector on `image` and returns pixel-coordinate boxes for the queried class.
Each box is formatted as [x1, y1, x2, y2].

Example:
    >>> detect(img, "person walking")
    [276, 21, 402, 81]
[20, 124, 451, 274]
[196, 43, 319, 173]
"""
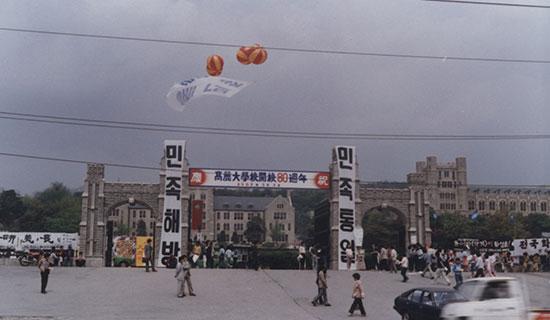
[379, 246, 388, 271]
[421, 250, 434, 279]
[452, 257, 463, 289]
[309, 246, 319, 271]
[389, 246, 398, 273]
[65, 245, 74, 267]
[175, 255, 195, 297]
[38, 252, 51, 294]
[312, 265, 331, 306]
[433, 250, 451, 285]
[348, 273, 366, 317]
[144, 238, 157, 272]
[397, 255, 409, 282]
[205, 241, 214, 269]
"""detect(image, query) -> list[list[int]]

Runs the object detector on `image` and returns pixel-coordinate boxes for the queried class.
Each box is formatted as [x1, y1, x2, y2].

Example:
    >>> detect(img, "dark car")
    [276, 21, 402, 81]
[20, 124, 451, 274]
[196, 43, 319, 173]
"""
[393, 287, 466, 320]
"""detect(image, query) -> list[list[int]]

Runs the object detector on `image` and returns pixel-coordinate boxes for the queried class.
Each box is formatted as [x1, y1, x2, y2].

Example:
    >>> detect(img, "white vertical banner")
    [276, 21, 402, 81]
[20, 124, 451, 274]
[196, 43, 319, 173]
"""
[335, 146, 357, 271]
[158, 140, 186, 267]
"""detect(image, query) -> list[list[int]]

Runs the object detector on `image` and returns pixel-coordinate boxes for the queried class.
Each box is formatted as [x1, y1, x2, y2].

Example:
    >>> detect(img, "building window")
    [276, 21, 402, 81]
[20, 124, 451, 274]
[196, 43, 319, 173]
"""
[288, 223, 291, 231]
[284, 234, 288, 242]
[248, 213, 252, 220]
[224, 212, 230, 219]
[541, 202, 547, 212]
[200, 193, 206, 200]
[452, 171, 455, 180]
[437, 181, 441, 188]
[132, 211, 136, 218]
[520, 201, 526, 212]
[150, 222, 154, 229]
[280, 224, 285, 231]
[277, 203, 284, 209]
[468, 201, 475, 210]
[235, 212, 243, 220]
[444, 171, 449, 178]
[190, 193, 195, 201]
[478, 201, 485, 211]
[132, 222, 136, 228]
[499, 201, 506, 211]
[530, 202, 537, 212]
[510, 201, 516, 211]
[216, 223, 220, 231]
[440, 203, 445, 210]
[489, 201, 495, 210]
[223, 223, 230, 231]
[439, 171, 442, 179]
[216, 212, 220, 220]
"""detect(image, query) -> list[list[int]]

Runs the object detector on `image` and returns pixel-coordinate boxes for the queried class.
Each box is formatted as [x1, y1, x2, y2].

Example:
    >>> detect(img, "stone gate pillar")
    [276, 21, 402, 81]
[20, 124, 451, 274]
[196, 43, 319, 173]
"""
[80, 163, 106, 267]
[329, 146, 362, 270]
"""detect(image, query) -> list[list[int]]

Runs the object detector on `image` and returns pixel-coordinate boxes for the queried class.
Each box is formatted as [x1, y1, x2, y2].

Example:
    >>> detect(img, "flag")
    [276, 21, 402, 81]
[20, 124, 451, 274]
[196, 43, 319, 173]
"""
[166, 76, 250, 111]
[469, 210, 479, 221]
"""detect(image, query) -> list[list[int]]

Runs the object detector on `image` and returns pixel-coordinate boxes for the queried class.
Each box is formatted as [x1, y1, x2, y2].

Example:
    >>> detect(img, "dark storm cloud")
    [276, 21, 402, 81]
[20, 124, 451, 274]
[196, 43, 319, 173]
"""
[0, 0, 548, 194]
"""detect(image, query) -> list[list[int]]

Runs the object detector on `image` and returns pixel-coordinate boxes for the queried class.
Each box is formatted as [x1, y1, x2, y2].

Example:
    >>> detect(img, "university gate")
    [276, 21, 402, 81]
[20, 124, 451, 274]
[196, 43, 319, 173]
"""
[80, 140, 431, 269]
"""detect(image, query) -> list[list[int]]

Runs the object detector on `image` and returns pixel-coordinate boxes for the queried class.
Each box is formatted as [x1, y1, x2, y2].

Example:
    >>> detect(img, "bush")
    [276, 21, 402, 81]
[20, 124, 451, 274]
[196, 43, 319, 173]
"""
[258, 248, 299, 269]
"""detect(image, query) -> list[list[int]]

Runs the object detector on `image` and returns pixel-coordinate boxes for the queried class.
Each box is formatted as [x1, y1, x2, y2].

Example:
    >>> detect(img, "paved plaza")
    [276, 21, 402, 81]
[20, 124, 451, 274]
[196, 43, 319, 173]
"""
[0, 266, 549, 320]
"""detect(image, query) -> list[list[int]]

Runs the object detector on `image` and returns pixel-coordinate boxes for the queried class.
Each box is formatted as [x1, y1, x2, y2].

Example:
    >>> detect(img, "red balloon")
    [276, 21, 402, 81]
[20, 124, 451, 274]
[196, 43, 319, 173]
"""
[206, 54, 224, 76]
[235, 44, 267, 65]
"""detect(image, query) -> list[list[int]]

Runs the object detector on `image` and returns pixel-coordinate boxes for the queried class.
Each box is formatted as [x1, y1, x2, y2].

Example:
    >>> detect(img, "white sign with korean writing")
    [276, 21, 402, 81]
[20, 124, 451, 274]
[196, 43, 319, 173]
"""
[158, 140, 186, 267]
[0, 232, 79, 251]
[166, 77, 250, 111]
[335, 145, 357, 271]
[189, 168, 330, 190]
[511, 238, 550, 256]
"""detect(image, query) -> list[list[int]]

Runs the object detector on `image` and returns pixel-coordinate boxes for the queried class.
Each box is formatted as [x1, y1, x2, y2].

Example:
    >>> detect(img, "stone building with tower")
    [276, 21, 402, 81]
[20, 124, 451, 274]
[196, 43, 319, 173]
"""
[79, 145, 550, 268]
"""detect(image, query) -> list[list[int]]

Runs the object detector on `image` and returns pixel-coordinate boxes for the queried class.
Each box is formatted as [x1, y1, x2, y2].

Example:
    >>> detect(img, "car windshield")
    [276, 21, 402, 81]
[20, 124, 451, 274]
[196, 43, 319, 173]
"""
[433, 291, 465, 306]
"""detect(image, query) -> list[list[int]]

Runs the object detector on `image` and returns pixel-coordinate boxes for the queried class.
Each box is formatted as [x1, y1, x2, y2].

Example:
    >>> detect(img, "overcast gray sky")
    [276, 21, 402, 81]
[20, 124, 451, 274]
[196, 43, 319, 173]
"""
[0, 0, 549, 195]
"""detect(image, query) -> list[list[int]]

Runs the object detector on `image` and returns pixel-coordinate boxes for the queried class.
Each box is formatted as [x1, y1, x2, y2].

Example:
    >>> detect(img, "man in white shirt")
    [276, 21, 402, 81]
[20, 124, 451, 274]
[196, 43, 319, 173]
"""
[397, 255, 409, 282]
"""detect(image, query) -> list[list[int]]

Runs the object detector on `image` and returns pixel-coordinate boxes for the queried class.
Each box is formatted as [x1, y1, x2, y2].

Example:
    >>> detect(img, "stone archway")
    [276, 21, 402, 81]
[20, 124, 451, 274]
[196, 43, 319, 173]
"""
[362, 205, 407, 255]
[106, 199, 157, 237]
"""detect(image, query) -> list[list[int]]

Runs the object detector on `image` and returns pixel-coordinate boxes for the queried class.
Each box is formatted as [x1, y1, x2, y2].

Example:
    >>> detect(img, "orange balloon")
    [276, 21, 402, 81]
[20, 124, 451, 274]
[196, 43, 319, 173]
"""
[236, 46, 253, 65]
[235, 44, 268, 65]
[249, 44, 268, 65]
[206, 54, 224, 76]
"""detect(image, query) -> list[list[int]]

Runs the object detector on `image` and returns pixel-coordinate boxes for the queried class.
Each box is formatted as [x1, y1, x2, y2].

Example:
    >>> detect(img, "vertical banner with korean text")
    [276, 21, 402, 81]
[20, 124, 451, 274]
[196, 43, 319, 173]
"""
[158, 140, 185, 267]
[336, 146, 356, 271]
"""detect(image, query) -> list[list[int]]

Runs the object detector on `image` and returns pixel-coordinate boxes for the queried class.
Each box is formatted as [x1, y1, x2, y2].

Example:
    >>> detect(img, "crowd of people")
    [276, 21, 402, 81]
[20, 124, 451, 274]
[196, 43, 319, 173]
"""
[364, 243, 550, 288]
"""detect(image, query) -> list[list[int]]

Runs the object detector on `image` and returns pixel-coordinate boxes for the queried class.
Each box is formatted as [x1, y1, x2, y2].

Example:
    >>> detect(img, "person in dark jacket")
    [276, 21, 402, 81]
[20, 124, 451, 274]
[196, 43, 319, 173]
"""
[38, 252, 51, 294]
[144, 239, 157, 272]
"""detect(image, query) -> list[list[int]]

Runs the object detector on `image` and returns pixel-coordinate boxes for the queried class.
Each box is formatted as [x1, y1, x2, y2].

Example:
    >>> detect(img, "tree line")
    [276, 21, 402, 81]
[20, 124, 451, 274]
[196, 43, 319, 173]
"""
[0, 183, 81, 233]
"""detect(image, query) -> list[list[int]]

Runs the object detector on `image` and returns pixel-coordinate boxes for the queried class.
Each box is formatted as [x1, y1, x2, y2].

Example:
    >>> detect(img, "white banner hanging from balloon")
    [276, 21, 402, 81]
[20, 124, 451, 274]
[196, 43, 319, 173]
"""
[166, 77, 250, 111]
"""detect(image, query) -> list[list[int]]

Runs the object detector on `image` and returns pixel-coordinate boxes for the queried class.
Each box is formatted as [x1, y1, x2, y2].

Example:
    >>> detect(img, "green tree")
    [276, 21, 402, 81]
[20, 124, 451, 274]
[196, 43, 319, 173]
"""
[431, 212, 471, 249]
[16, 183, 80, 232]
[0, 189, 26, 230]
[136, 220, 147, 236]
[245, 216, 265, 244]
[523, 213, 550, 238]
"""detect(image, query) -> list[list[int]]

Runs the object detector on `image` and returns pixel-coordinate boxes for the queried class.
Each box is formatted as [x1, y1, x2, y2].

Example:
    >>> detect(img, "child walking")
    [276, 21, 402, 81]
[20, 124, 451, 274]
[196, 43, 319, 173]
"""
[452, 257, 463, 289]
[348, 273, 366, 317]
[175, 255, 195, 297]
